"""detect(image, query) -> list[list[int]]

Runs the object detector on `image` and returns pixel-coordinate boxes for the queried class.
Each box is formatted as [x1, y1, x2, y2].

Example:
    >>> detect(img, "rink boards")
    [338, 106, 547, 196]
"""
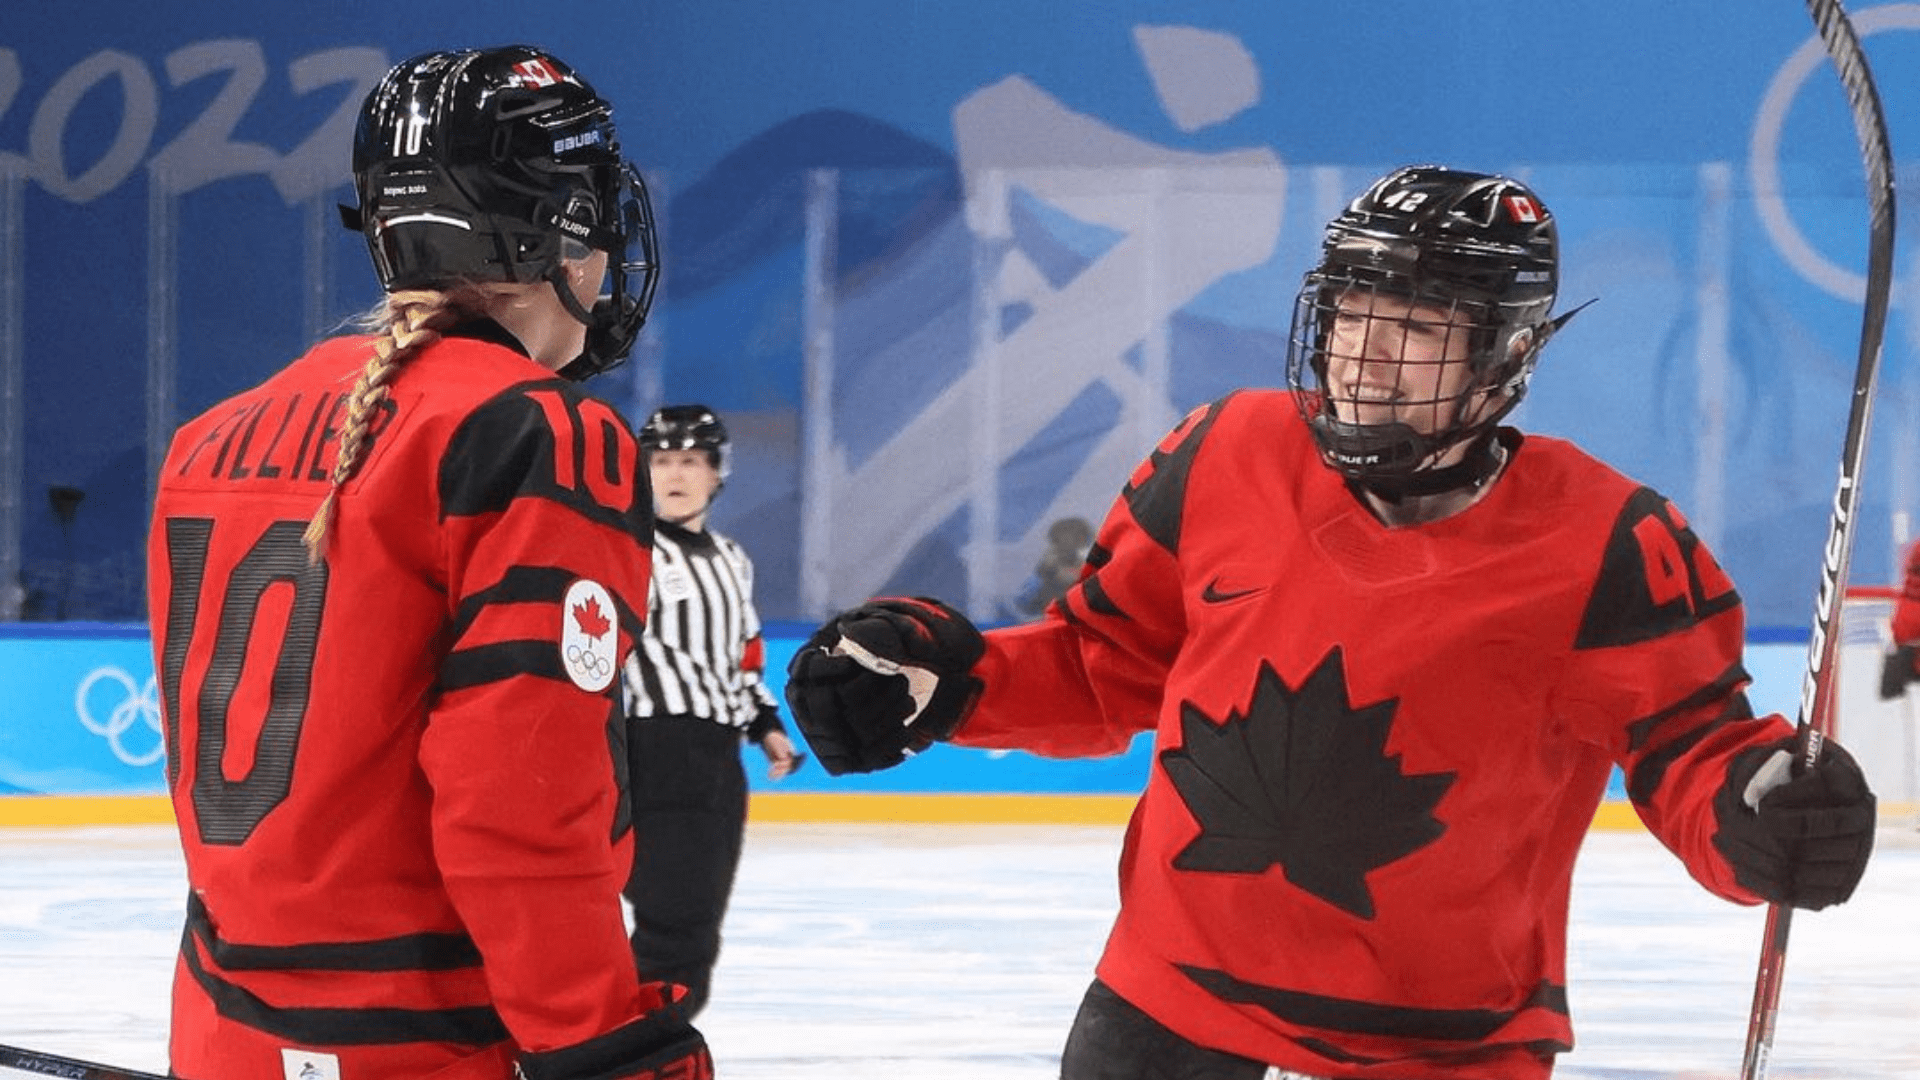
[0, 621, 1899, 830]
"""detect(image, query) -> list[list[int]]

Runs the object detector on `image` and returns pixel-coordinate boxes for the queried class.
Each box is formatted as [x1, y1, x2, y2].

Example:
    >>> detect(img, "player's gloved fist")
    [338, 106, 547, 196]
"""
[1878, 642, 1918, 700]
[1712, 736, 1876, 911]
[785, 597, 985, 775]
[515, 1008, 711, 1080]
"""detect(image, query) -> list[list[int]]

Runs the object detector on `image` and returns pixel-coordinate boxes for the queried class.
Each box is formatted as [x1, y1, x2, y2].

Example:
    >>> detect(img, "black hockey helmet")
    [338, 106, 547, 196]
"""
[344, 46, 660, 379]
[640, 404, 731, 479]
[1286, 165, 1581, 485]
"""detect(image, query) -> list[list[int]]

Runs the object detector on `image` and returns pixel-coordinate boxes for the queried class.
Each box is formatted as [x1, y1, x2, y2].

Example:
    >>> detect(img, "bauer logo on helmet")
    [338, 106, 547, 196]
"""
[553, 130, 605, 155]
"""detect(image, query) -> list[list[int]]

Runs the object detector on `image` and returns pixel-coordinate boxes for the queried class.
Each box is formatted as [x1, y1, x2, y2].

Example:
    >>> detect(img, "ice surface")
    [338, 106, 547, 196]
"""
[0, 822, 1914, 1079]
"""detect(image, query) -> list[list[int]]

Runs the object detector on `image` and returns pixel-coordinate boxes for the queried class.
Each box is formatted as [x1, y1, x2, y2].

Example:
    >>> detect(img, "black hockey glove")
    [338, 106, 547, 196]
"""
[1711, 736, 1876, 911]
[515, 1008, 709, 1080]
[1878, 642, 1918, 700]
[784, 596, 985, 775]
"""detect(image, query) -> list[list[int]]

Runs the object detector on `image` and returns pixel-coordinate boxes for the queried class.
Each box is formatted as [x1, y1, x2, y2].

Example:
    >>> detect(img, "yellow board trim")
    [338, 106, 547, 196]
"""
[746, 792, 1141, 825]
[747, 793, 1658, 830]
[32, 793, 1906, 833]
[0, 795, 176, 826]
[1588, 800, 1644, 832]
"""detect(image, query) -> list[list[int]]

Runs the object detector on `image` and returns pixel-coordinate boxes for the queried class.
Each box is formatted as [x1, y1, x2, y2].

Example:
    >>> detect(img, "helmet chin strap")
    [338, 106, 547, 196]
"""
[1356, 429, 1510, 503]
[550, 267, 597, 329]
[1316, 369, 1528, 502]
[549, 265, 621, 382]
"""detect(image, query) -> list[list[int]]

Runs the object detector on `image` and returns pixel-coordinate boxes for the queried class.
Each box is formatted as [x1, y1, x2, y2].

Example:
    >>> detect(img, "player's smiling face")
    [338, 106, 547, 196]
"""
[1323, 290, 1480, 437]
[649, 449, 722, 527]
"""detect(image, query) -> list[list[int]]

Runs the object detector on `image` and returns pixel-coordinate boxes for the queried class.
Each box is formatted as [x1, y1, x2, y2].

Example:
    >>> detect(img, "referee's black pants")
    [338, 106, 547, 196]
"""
[622, 714, 748, 1020]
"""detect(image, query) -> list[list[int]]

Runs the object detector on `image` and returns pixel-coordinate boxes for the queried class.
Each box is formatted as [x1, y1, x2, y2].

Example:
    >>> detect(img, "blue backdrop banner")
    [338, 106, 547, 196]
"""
[4, 4, 1920, 637]
[0, 625, 1820, 799]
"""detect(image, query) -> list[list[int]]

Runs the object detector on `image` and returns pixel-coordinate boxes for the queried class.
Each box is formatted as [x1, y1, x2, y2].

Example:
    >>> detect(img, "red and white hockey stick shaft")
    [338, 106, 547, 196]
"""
[0, 1043, 166, 1080]
[1740, 1, 1896, 1077]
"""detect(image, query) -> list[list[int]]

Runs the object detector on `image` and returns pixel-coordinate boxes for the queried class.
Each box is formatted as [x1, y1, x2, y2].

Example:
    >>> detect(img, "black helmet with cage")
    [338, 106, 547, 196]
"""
[640, 404, 731, 480]
[1286, 165, 1580, 493]
[343, 46, 660, 379]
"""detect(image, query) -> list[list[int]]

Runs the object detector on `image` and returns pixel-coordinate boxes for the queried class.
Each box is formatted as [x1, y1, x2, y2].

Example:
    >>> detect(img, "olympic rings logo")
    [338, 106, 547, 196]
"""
[1751, 3, 1920, 306]
[567, 645, 612, 681]
[74, 666, 165, 768]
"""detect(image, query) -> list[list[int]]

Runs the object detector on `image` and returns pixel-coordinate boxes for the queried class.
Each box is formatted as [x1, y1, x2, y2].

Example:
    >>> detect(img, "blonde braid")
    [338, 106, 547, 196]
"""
[302, 291, 460, 562]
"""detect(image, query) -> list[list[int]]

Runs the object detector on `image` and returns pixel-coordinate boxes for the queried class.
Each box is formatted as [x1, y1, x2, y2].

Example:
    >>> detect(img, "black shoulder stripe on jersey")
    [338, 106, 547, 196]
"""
[1622, 662, 1753, 754]
[1074, 570, 1129, 621]
[1622, 665, 1757, 808]
[186, 892, 480, 972]
[440, 383, 651, 542]
[1055, 545, 1118, 629]
[441, 640, 578, 692]
[448, 565, 645, 644]
[1176, 963, 1566, 1045]
[180, 932, 508, 1048]
[1575, 487, 1741, 650]
[1121, 398, 1223, 556]
[1054, 595, 1089, 631]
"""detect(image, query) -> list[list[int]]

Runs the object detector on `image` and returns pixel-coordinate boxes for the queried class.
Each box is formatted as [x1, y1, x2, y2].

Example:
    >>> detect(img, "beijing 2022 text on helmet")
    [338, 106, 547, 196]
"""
[342, 46, 660, 379]
[640, 404, 731, 480]
[1285, 165, 1586, 493]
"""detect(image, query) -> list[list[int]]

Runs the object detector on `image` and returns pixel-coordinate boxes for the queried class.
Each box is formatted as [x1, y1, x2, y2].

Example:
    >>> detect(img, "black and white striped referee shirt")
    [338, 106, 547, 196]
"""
[622, 520, 781, 733]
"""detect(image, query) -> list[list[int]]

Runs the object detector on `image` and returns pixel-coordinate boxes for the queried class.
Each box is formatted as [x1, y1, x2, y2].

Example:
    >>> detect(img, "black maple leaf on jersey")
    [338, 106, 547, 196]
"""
[1160, 648, 1455, 918]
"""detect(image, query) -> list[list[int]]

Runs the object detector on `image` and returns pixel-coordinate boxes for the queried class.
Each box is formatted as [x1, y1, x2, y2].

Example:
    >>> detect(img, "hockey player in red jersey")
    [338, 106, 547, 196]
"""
[145, 47, 710, 1080]
[784, 166, 1877, 1080]
[1879, 539, 1920, 699]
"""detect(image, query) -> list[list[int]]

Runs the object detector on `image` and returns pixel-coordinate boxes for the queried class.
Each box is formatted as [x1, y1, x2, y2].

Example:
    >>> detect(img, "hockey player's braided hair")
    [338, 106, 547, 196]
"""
[301, 289, 469, 562]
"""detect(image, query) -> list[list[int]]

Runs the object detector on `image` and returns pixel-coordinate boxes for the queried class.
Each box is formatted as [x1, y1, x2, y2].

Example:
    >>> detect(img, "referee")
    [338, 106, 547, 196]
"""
[622, 404, 803, 1019]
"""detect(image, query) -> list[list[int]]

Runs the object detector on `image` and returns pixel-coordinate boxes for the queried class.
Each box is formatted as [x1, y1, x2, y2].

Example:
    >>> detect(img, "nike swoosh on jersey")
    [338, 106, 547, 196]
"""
[1201, 578, 1262, 603]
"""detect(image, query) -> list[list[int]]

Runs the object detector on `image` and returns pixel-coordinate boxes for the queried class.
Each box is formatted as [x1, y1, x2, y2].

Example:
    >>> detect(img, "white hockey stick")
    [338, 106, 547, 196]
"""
[1740, 1, 1896, 1077]
[0, 1043, 166, 1080]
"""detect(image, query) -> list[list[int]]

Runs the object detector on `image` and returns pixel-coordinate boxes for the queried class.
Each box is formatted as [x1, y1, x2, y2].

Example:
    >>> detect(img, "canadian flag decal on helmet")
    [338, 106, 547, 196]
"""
[1504, 194, 1542, 223]
[511, 58, 562, 87]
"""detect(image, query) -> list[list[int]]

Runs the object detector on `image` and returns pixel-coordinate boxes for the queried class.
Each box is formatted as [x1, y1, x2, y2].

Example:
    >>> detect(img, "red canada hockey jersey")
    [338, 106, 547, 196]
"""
[1889, 539, 1920, 646]
[147, 325, 660, 1080]
[957, 390, 1792, 1079]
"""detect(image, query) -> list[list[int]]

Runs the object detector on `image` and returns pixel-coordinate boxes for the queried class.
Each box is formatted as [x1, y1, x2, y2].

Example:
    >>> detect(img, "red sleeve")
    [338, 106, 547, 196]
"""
[1891, 540, 1920, 646]
[418, 384, 663, 1050]
[1556, 488, 1793, 906]
[956, 405, 1217, 757]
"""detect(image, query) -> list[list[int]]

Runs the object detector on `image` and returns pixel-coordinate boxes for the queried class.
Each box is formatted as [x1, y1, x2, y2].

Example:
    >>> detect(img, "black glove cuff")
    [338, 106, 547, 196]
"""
[515, 1010, 708, 1080]
[1712, 735, 1876, 910]
[837, 596, 986, 672]
[784, 646, 918, 774]
[747, 704, 788, 743]
[1879, 642, 1918, 700]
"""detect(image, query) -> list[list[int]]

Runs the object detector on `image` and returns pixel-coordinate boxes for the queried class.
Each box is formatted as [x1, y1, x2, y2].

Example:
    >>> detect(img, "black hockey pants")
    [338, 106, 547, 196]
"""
[622, 714, 748, 1020]
[1061, 979, 1329, 1080]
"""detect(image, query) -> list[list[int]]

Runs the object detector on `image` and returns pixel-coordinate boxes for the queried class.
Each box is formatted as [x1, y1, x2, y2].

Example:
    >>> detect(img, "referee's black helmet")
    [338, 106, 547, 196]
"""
[641, 405, 731, 480]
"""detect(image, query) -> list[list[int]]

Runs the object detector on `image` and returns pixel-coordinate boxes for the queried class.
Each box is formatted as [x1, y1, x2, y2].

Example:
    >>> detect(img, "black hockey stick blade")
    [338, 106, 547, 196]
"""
[0, 1043, 166, 1080]
[1740, 1, 1896, 1078]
